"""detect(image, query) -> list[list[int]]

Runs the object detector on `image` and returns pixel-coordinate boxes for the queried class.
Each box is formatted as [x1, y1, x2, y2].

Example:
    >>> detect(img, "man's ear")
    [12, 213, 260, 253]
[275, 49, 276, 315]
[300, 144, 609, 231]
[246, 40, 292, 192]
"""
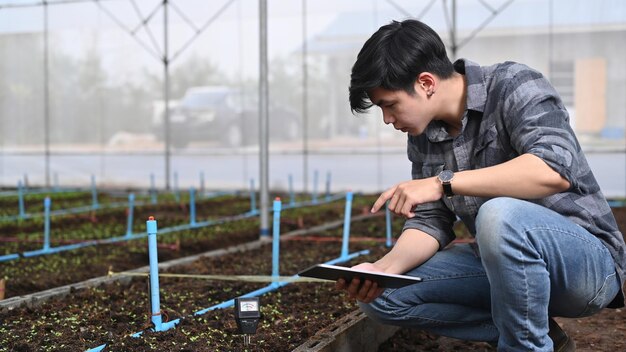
[416, 72, 436, 96]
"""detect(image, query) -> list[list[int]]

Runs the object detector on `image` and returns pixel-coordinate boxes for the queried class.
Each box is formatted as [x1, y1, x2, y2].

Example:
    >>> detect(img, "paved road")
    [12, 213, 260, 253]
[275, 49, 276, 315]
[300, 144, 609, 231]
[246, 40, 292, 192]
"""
[1, 149, 624, 198]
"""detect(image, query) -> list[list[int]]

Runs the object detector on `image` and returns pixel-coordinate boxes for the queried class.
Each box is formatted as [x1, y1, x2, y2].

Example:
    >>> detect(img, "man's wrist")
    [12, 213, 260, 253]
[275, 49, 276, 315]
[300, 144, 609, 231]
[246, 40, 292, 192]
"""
[437, 170, 455, 198]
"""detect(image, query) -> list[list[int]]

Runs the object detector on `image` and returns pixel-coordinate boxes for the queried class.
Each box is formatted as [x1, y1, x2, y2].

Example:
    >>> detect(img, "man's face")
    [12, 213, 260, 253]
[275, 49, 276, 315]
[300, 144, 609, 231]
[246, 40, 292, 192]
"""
[368, 84, 433, 136]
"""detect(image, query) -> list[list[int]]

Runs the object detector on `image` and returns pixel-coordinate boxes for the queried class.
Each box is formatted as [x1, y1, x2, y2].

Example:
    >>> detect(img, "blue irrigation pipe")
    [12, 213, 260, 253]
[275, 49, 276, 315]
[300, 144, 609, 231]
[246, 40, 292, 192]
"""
[3, 192, 348, 263]
[126, 193, 135, 238]
[385, 201, 393, 247]
[147, 217, 179, 332]
[340, 191, 353, 259]
[43, 197, 51, 251]
[18, 180, 26, 219]
[608, 199, 626, 207]
[20, 197, 57, 258]
[85, 192, 364, 352]
[0, 252, 20, 261]
[127, 200, 283, 339]
[272, 198, 281, 279]
[194, 193, 368, 317]
[189, 187, 196, 227]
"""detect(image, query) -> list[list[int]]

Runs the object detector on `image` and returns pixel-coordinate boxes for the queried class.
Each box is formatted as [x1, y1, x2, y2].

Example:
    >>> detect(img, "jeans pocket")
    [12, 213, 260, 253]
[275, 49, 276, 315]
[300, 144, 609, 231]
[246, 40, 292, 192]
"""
[579, 271, 619, 317]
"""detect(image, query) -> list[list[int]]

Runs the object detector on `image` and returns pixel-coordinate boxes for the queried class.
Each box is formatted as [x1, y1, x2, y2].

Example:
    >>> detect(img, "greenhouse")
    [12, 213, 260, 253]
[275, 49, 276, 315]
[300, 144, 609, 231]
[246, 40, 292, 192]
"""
[1, 0, 625, 351]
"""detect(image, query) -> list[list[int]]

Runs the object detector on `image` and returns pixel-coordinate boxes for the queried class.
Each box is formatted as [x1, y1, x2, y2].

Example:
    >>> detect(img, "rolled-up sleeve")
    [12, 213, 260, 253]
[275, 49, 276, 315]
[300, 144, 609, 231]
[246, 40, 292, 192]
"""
[501, 68, 581, 190]
[403, 160, 457, 249]
[403, 202, 457, 249]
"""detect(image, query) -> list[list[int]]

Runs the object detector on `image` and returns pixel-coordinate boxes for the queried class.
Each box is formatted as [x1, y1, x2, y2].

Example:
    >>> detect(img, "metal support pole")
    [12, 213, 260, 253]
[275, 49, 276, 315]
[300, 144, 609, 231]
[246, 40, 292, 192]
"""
[302, 0, 309, 194]
[451, 0, 457, 59]
[163, 0, 171, 191]
[43, 0, 51, 187]
[259, 0, 270, 238]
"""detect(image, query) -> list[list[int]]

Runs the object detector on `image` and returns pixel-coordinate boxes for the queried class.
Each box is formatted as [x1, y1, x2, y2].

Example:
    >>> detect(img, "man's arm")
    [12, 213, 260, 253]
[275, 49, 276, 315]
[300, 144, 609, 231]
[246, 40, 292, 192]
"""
[373, 228, 440, 274]
[337, 228, 439, 303]
[453, 153, 570, 198]
[372, 153, 570, 217]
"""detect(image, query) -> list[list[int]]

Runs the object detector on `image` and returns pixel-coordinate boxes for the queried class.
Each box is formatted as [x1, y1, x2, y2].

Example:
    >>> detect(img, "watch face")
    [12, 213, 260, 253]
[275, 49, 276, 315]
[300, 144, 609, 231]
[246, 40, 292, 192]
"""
[439, 170, 454, 182]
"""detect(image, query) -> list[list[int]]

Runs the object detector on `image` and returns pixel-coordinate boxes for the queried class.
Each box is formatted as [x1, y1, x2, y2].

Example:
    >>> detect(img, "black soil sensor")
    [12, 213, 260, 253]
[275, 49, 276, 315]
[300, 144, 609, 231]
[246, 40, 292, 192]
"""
[234, 297, 261, 346]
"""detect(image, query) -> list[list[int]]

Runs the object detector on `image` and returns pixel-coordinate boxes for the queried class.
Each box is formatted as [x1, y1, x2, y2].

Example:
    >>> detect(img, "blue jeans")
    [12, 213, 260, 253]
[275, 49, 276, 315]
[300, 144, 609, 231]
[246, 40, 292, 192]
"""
[359, 197, 620, 351]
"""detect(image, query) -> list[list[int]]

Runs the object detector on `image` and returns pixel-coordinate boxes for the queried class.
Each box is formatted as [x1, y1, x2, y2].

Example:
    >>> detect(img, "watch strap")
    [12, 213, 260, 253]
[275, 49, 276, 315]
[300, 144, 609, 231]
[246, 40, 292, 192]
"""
[442, 182, 453, 198]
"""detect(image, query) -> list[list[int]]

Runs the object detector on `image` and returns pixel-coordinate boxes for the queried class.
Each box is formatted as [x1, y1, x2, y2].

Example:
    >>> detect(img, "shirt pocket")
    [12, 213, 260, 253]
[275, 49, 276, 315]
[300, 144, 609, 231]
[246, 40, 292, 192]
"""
[420, 163, 445, 178]
[473, 125, 503, 167]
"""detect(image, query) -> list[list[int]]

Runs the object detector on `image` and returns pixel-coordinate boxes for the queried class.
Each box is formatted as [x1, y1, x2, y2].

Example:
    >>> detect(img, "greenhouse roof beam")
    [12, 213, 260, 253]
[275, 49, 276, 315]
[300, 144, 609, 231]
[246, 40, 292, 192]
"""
[0, 0, 112, 10]
[128, 0, 162, 58]
[91, 0, 162, 61]
[455, 0, 515, 51]
[169, 0, 236, 63]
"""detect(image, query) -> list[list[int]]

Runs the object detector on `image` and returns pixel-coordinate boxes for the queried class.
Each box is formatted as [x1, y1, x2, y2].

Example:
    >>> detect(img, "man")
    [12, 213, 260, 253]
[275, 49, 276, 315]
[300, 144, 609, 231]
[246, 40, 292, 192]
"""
[337, 19, 625, 351]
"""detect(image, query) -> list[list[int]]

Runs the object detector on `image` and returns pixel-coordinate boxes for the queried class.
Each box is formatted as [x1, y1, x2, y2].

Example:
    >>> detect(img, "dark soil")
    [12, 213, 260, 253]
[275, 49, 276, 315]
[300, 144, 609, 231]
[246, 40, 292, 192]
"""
[0, 202, 624, 351]
[1, 195, 371, 298]
[0, 218, 392, 351]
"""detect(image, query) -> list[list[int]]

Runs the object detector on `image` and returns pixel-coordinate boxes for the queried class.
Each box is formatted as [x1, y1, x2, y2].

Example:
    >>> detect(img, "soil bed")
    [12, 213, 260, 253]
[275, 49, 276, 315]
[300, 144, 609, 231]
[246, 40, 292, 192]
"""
[0, 200, 624, 351]
[1, 194, 376, 298]
[1, 215, 393, 351]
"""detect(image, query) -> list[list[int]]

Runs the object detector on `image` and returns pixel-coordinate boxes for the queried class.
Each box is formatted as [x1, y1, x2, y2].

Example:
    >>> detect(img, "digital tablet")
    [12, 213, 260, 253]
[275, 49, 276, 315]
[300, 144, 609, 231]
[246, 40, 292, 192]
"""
[297, 263, 422, 289]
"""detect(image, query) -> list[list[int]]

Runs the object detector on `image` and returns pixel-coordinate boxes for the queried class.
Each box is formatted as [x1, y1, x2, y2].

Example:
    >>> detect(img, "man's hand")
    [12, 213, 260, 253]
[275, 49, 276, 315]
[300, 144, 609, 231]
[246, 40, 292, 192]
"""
[335, 262, 385, 303]
[371, 177, 443, 217]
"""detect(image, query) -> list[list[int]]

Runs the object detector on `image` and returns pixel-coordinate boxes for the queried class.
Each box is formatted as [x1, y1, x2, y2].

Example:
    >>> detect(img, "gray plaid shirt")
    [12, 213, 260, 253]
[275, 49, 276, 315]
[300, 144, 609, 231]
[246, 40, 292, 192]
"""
[403, 59, 625, 307]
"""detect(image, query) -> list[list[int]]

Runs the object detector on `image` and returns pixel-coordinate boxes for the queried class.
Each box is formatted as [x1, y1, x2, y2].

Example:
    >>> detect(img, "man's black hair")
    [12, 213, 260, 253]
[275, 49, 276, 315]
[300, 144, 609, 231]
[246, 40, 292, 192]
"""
[349, 19, 454, 113]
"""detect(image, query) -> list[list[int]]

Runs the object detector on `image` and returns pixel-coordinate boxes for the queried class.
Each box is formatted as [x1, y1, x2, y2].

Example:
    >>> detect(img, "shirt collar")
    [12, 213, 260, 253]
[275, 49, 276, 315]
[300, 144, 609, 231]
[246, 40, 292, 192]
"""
[454, 58, 487, 113]
[425, 59, 482, 142]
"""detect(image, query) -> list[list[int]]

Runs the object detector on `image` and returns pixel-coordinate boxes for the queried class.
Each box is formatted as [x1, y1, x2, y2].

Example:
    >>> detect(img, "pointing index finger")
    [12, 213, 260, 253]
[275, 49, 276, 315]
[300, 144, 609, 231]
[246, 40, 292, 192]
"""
[371, 187, 395, 213]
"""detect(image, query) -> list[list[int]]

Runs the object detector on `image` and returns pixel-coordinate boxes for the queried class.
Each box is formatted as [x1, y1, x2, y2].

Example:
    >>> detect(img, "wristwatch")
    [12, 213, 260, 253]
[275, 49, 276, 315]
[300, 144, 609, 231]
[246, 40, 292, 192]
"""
[437, 170, 455, 198]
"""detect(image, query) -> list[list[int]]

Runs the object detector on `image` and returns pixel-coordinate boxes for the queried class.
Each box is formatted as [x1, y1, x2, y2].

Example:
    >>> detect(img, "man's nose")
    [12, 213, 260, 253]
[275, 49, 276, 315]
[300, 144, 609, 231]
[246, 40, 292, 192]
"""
[382, 112, 394, 125]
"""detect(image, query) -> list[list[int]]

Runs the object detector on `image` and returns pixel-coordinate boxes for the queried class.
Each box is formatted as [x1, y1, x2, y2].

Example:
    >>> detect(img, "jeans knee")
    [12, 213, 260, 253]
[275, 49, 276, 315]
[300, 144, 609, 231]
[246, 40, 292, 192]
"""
[358, 300, 385, 323]
[475, 197, 521, 256]
[358, 291, 431, 328]
[476, 198, 515, 232]
[358, 298, 405, 326]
